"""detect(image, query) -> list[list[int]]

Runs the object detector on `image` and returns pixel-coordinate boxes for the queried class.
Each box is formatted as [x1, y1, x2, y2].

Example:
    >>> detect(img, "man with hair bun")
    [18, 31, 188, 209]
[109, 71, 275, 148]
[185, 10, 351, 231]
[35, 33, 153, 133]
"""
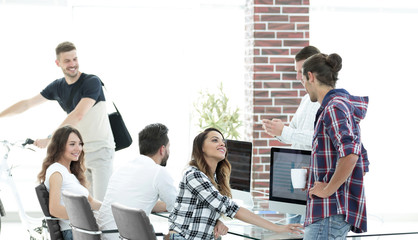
[302, 53, 369, 239]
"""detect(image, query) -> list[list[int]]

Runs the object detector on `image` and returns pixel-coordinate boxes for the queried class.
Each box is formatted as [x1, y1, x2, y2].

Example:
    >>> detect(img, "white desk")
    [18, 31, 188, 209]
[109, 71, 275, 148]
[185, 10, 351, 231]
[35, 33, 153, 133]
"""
[151, 200, 418, 240]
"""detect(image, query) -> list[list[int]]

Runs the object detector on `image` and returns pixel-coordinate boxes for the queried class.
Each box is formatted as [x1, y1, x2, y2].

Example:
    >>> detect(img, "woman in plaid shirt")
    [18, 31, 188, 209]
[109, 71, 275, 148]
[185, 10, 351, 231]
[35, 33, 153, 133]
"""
[168, 128, 303, 239]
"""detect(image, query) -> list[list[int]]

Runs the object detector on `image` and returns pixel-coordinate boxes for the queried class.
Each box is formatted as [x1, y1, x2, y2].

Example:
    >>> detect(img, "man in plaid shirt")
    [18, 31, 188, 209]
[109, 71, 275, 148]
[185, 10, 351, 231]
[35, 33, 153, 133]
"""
[301, 53, 369, 239]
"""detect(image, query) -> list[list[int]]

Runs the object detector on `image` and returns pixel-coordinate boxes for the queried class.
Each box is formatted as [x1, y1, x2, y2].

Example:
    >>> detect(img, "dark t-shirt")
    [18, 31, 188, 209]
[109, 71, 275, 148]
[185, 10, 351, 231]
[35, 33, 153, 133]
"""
[40, 73, 106, 114]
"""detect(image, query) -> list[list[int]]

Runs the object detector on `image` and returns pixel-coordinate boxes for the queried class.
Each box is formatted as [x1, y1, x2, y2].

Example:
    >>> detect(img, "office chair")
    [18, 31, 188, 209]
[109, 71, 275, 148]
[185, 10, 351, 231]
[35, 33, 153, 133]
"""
[111, 202, 164, 240]
[62, 191, 118, 240]
[35, 183, 64, 240]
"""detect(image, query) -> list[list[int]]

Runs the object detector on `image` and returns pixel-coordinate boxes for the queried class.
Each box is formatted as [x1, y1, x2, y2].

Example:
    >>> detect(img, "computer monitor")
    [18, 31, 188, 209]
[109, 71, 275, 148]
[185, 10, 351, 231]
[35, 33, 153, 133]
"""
[226, 139, 253, 209]
[269, 147, 311, 216]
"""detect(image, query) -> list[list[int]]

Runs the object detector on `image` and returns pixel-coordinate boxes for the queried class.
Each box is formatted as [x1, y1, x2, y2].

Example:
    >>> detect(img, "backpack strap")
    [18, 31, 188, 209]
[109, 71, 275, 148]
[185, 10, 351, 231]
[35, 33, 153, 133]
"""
[101, 80, 120, 114]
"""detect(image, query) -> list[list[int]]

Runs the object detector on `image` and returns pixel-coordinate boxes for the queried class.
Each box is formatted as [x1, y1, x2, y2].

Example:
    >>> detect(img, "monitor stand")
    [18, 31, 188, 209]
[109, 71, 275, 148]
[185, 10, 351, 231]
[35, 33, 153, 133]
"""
[231, 189, 254, 211]
[268, 200, 306, 215]
[268, 200, 306, 224]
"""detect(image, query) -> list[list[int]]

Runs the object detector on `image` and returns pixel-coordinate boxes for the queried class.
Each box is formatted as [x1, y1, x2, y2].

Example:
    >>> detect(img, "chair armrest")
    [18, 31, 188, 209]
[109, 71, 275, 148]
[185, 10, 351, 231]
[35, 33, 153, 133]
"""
[102, 229, 119, 234]
[45, 216, 64, 221]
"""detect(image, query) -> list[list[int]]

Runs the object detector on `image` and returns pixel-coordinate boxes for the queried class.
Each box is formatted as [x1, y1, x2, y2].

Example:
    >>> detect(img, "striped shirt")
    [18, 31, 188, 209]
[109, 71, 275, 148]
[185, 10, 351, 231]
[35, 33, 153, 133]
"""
[304, 89, 369, 233]
[169, 166, 239, 239]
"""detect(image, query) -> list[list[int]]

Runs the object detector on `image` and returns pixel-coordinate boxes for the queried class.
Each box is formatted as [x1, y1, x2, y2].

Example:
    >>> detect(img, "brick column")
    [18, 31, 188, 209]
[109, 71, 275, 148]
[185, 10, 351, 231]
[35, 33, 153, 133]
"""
[247, 0, 310, 199]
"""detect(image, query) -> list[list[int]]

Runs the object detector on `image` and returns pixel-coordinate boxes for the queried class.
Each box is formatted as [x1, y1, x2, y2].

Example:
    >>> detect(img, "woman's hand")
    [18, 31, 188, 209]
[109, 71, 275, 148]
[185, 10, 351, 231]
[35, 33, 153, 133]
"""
[214, 220, 228, 239]
[275, 223, 304, 235]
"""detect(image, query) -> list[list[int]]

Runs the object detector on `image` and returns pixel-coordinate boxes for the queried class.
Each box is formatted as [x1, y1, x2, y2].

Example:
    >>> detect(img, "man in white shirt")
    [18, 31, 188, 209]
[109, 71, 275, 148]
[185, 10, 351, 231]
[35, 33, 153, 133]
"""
[262, 46, 321, 151]
[97, 123, 177, 240]
[261, 46, 321, 224]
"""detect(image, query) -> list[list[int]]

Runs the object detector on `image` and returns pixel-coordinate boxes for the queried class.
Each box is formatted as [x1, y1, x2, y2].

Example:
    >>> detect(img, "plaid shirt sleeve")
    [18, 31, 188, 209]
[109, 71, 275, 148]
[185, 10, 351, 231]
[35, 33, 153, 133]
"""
[184, 170, 240, 218]
[323, 101, 362, 158]
[169, 167, 239, 239]
[324, 99, 369, 174]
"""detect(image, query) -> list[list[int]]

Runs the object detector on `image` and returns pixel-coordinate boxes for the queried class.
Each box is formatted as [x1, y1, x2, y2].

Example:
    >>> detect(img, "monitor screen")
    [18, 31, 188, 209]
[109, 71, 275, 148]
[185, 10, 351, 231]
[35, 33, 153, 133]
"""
[269, 147, 311, 206]
[226, 139, 252, 192]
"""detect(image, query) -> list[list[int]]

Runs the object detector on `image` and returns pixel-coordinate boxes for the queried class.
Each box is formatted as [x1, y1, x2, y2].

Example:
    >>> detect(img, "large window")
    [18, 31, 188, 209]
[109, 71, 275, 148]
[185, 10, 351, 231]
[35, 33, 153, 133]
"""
[311, 0, 418, 218]
[0, 0, 246, 212]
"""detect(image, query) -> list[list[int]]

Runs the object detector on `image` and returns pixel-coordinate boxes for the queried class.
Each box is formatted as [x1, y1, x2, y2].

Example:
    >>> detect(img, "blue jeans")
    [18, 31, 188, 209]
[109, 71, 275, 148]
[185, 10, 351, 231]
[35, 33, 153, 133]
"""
[62, 229, 73, 240]
[304, 214, 351, 240]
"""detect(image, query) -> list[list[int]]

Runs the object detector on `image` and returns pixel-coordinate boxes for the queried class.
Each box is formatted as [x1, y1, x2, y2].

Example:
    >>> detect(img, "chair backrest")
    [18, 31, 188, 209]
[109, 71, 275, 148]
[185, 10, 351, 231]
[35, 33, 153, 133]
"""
[111, 202, 157, 240]
[61, 191, 101, 240]
[35, 183, 64, 240]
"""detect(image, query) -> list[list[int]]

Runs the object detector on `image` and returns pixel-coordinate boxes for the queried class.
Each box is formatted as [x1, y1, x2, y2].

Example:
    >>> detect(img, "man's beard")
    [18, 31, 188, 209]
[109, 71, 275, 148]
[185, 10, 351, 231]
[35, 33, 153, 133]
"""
[63, 67, 79, 78]
[160, 153, 169, 167]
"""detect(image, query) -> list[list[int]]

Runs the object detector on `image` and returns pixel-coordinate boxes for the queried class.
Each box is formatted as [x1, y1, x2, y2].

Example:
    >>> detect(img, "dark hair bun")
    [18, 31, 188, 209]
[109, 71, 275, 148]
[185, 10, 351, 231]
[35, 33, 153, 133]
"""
[326, 53, 342, 73]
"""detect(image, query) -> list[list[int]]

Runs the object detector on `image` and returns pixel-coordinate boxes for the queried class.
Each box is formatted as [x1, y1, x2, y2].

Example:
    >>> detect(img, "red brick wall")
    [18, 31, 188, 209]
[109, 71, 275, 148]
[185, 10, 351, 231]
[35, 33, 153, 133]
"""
[250, 0, 310, 199]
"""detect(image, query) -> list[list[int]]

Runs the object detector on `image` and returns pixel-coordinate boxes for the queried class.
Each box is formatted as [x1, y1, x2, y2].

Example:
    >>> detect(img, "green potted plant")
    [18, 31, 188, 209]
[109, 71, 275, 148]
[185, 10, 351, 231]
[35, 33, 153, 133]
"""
[194, 83, 242, 140]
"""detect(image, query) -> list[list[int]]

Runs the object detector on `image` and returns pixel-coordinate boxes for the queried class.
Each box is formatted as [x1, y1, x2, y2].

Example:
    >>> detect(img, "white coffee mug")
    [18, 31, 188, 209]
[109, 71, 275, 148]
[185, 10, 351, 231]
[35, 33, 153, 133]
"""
[291, 168, 307, 189]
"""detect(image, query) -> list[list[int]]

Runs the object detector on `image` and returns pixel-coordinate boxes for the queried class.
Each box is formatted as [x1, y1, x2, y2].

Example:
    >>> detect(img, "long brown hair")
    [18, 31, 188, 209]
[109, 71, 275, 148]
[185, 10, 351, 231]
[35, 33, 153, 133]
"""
[37, 125, 87, 188]
[189, 128, 232, 198]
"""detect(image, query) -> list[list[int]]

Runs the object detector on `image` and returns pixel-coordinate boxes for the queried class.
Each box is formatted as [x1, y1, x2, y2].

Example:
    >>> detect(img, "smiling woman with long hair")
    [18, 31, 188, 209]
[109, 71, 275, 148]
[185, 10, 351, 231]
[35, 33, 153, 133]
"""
[189, 128, 232, 199]
[167, 128, 303, 240]
[37, 125, 101, 240]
